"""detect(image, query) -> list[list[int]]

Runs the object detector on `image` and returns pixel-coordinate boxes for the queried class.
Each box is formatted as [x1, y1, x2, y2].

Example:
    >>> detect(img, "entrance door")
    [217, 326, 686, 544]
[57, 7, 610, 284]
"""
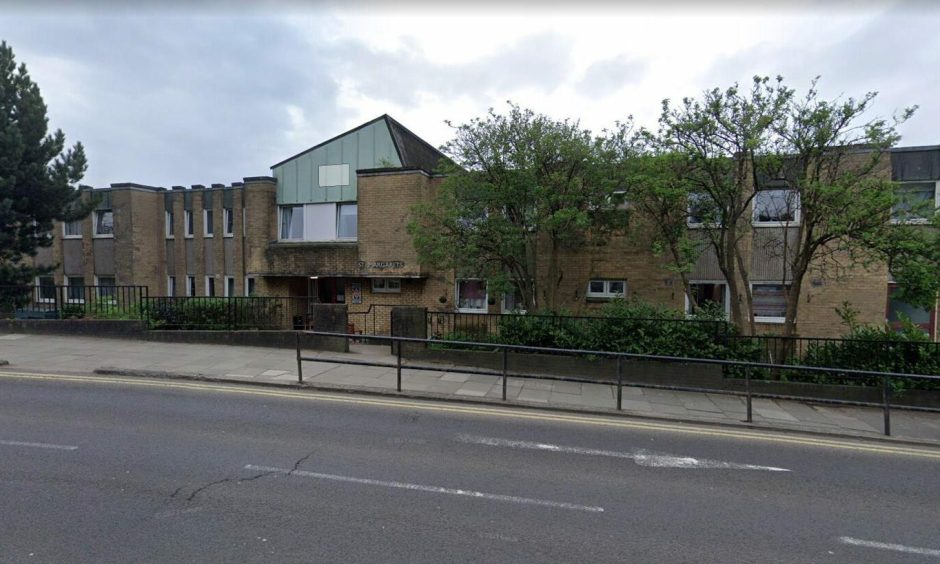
[315, 278, 345, 304]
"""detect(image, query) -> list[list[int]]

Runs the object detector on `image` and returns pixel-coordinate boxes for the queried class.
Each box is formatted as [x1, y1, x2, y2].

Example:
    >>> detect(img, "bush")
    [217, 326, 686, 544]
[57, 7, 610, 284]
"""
[143, 298, 285, 330]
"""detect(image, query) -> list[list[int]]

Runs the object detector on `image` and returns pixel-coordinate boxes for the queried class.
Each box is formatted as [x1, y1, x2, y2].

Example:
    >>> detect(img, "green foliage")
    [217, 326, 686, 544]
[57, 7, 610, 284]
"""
[0, 41, 95, 286]
[143, 298, 285, 330]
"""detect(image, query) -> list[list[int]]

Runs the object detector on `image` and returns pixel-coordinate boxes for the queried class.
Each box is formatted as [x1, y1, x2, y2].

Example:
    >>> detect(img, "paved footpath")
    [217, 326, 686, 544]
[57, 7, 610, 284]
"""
[2, 333, 939, 444]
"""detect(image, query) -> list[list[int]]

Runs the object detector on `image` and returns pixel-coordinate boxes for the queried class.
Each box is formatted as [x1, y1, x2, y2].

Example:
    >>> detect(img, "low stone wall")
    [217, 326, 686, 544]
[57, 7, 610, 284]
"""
[144, 330, 347, 353]
[0, 319, 146, 337]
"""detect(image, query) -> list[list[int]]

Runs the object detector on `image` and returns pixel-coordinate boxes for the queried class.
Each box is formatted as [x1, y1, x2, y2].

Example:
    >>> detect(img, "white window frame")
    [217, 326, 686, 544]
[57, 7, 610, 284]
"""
[279, 205, 304, 241]
[891, 180, 939, 225]
[35, 276, 56, 304]
[751, 282, 790, 324]
[167, 276, 176, 296]
[752, 188, 801, 227]
[93, 210, 114, 238]
[586, 279, 627, 300]
[63, 219, 82, 239]
[456, 279, 488, 313]
[244, 276, 256, 297]
[205, 276, 216, 297]
[184, 210, 194, 238]
[65, 276, 86, 303]
[203, 209, 214, 238]
[165, 210, 174, 239]
[223, 208, 234, 237]
[371, 278, 401, 294]
[186, 275, 196, 297]
[336, 203, 358, 240]
[684, 281, 731, 317]
[224, 276, 235, 297]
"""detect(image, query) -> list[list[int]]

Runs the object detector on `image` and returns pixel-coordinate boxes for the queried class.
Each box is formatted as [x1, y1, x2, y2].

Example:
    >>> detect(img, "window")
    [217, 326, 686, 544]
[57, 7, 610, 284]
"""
[753, 189, 800, 225]
[686, 282, 730, 316]
[94, 210, 113, 237]
[35, 276, 56, 303]
[318, 164, 350, 187]
[66, 276, 86, 303]
[456, 279, 487, 313]
[887, 285, 935, 337]
[687, 192, 714, 226]
[279, 205, 304, 240]
[205, 276, 216, 297]
[586, 280, 626, 300]
[63, 219, 82, 238]
[186, 275, 196, 297]
[95, 276, 116, 299]
[224, 276, 235, 297]
[892, 181, 937, 223]
[204, 209, 214, 237]
[223, 208, 234, 237]
[184, 210, 194, 238]
[165, 211, 174, 238]
[752, 283, 789, 323]
[371, 278, 401, 293]
[245, 277, 256, 297]
[167, 276, 176, 296]
[502, 285, 527, 313]
[337, 203, 357, 240]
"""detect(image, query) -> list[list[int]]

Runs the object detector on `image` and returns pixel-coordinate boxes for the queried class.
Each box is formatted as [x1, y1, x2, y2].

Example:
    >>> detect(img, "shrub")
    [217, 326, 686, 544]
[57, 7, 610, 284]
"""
[143, 298, 285, 330]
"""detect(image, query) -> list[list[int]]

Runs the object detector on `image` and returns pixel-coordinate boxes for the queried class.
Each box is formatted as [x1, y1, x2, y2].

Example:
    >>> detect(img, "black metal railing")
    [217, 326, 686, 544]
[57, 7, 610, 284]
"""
[141, 296, 320, 330]
[347, 304, 404, 336]
[0, 285, 149, 320]
[296, 331, 940, 437]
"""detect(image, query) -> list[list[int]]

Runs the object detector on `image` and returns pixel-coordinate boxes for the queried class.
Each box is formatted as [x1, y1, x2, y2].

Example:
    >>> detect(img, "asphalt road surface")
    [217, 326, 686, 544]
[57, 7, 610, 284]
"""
[1, 371, 939, 563]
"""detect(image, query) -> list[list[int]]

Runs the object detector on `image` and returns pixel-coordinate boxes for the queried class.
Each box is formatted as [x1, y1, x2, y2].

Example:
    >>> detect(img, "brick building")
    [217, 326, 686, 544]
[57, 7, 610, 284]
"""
[31, 116, 939, 339]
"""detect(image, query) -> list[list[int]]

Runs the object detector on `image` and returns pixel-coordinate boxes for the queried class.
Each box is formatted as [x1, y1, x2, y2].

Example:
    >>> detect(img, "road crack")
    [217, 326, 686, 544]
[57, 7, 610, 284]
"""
[169, 449, 316, 501]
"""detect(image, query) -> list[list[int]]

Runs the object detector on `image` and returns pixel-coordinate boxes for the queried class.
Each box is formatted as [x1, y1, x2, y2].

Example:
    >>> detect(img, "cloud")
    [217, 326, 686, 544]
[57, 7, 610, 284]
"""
[577, 57, 646, 97]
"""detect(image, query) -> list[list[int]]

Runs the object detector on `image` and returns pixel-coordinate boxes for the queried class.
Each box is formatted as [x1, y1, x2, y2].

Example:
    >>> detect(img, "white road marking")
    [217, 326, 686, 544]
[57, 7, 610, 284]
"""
[838, 536, 940, 557]
[244, 464, 604, 513]
[456, 434, 790, 472]
[0, 439, 78, 451]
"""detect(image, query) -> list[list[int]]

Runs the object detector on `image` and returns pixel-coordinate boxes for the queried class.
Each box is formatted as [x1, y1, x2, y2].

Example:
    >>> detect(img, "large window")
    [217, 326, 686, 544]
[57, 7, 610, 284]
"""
[752, 283, 789, 322]
[94, 210, 113, 237]
[586, 280, 626, 300]
[204, 209, 214, 237]
[165, 210, 174, 238]
[95, 276, 116, 299]
[223, 208, 234, 237]
[35, 276, 56, 303]
[892, 181, 937, 223]
[371, 278, 401, 293]
[318, 164, 350, 187]
[456, 279, 487, 313]
[887, 285, 935, 337]
[279, 205, 304, 240]
[753, 189, 799, 225]
[66, 276, 86, 303]
[63, 220, 82, 238]
[686, 282, 729, 315]
[337, 204, 358, 239]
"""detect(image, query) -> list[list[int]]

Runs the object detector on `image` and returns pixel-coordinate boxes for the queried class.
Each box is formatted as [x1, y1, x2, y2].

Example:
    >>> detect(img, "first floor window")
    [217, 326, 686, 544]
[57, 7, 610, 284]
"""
[752, 283, 789, 322]
[887, 285, 935, 337]
[280, 205, 304, 240]
[36, 276, 56, 303]
[245, 277, 256, 297]
[204, 209, 214, 237]
[66, 276, 86, 302]
[224, 276, 235, 297]
[184, 210, 194, 237]
[206, 276, 216, 297]
[456, 279, 487, 312]
[96, 276, 116, 299]
[502, 286, 526, 313]
[165, 210, 174, 238]
[186, 276, 196, 297]
[167, 276, 176, 296]
[63, 219, 82, 238]
[686, 282, 729, 315]
[337, 203, 357, 239]
[892, 181, 937, 222]
[223, 208, 234, 236]
[371, 278, 401, 293]
[586, 280, 626, 300]
[753, 188, 799, 224]
[94, 210, 113, 236]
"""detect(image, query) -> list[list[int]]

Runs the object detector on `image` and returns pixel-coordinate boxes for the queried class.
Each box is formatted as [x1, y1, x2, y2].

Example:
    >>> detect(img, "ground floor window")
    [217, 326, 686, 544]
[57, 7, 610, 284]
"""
[371, 278, 401, 293]
[66, 276, 85, 303]
[586, 279, 626, 300]
[752, 283, 788, 323]
[205, 276, 216, 297]
[456, 279, 487, 313]
[35, 276, 56, 303]
[224, 276, 235, 297]
[887, 285, 935, 337]
[245, 277, 256, 297]
[686, 282, 729, 316]
[167, 276, 176, 296]
[501, 285, 526, 313]
[186, 276, 196, 297]
[95, 276, 116, 299]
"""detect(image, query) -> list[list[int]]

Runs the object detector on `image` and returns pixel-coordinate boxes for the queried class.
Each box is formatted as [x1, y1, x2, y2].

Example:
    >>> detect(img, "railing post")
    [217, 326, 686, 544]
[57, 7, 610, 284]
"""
[745, 366, 753, 423]
[502, 347, 508, 401]
[882, 375, 891, 436]
[296, 332, 303, 384]
[616, 356, 623, 411]
[396, 339, 402, 392]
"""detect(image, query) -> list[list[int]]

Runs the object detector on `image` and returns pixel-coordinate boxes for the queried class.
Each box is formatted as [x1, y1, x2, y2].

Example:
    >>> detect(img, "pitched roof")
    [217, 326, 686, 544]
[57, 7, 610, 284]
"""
[270, 114, 449, 173]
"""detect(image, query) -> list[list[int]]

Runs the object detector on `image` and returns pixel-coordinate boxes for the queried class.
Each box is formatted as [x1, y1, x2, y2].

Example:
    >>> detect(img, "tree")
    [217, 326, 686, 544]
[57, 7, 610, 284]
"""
[407, 104, 626, 311]
[0, 41, 92, 294]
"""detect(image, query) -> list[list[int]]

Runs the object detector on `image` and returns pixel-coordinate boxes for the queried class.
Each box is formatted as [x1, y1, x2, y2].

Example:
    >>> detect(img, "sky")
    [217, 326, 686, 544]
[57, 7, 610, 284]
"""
[2, 0, 938, 188]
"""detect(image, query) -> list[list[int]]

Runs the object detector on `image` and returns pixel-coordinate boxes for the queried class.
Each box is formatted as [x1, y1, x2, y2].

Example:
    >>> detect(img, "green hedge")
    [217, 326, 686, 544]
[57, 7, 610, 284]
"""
[143, 298, 286, 330]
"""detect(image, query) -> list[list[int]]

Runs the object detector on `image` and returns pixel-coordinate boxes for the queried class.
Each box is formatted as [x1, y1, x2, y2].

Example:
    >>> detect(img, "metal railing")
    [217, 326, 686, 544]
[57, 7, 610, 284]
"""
[296, 331, 940, 437]
[0, 285, 149, 320]
[347, 304, 405, 336]
[141, 296, 319, 330]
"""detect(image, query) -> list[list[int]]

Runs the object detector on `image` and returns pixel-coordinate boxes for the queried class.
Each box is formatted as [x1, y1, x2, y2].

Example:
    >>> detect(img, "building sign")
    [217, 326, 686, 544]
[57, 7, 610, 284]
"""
[350, 282, 362, 304]
[358, 260, 405, 270]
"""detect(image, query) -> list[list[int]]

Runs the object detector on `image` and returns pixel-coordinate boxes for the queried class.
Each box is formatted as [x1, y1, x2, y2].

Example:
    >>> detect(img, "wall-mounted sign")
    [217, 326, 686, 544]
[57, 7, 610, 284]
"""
[350, 282, 362, 304]
[357, 260, 406, 270]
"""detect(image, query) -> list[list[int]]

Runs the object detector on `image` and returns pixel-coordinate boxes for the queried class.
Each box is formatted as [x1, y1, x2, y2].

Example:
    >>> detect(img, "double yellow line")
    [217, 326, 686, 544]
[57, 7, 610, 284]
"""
[3, 370, 939, 460]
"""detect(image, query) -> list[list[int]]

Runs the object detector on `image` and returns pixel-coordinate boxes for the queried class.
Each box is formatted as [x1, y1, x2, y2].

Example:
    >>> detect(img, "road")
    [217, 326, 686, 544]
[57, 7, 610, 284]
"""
[1, 371, 939, 563]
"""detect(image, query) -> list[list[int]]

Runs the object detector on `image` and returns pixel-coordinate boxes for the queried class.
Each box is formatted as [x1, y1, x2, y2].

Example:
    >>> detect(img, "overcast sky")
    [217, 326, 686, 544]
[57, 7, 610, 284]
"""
[2, 0, 938, 187]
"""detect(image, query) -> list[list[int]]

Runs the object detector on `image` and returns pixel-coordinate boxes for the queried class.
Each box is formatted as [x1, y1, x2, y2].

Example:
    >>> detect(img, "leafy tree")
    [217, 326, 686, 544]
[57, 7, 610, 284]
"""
[0, 41, 92, 292]
[408, 103, 626, 310]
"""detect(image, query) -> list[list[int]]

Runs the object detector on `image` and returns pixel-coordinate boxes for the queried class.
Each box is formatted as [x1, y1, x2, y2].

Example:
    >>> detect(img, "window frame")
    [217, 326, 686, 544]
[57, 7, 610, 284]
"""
[184, 210, 194, 238]
[371, 277, 402, 294]
[751, 282, 790, 324]
[752, 188, 801, 227]
[203, 209, 214, 238]
[891, 180, 938, 225]
[167, 276, 176, 296]
[586, 279, 627, 300]
[186, 275, 196, 297]
[63, 219, 83, 239]
[886, 283, 936, 338]
[336, 203, 358, 240]
[93, 210, 114, 238]
[205, 276, 216, 297]
[244, 276, 256, 297]
[279, 205, 304, 241]
[224, 276, 235, 297]
[455, 279, 488, 313]
[35, 276, 56, 304]
[684, 280, 731, 317]
[223, 208, 234, 237]
[65, 276, 86, 303]
[165, 210, 174, 239]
